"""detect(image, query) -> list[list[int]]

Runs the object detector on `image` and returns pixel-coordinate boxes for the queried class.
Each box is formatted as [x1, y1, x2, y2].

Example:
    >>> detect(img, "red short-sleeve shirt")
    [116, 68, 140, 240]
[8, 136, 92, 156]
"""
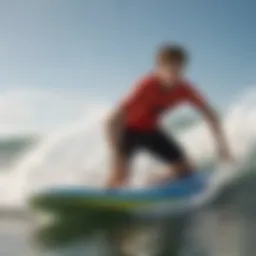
[119, 74, 206, 131]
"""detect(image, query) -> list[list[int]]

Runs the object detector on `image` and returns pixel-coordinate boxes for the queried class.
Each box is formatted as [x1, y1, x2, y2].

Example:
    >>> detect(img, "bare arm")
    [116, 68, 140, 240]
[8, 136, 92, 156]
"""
[200, 104, 232, 162]
[105, 78, 149, 150]
[186, 84, 233, 163]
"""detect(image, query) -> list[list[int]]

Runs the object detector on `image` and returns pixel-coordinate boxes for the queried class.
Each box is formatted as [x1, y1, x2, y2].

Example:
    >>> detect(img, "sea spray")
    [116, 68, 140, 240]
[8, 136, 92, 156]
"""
[0, 87, 255, 210]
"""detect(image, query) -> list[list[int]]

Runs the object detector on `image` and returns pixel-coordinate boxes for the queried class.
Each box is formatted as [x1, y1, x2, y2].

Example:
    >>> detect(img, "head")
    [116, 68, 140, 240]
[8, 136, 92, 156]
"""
[156, 44, 188, 84]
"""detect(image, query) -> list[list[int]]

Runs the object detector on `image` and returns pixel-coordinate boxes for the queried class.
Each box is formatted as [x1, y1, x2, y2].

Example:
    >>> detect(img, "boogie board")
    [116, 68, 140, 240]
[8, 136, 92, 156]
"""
[30, 170, 212, 217]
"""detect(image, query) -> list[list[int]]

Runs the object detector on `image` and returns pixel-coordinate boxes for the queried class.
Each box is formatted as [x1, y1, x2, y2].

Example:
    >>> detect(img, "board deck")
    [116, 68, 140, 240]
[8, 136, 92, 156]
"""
[30, 170, 211, 213]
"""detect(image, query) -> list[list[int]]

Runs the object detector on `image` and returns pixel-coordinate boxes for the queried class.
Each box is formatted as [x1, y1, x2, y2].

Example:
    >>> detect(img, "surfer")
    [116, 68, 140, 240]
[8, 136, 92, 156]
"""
[106, 43, 232, 188]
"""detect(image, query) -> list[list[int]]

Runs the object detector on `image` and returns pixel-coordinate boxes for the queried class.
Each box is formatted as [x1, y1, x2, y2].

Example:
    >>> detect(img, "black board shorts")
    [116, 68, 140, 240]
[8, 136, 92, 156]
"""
[119, 127, 185, 163]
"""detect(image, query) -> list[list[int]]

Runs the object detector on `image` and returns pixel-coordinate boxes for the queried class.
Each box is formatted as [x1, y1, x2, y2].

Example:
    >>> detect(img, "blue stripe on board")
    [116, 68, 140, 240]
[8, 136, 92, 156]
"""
[39, 170, 211, 201]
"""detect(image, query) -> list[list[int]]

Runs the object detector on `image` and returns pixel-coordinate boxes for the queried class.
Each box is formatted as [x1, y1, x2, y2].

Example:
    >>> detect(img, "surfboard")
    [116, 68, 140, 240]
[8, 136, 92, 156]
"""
[30, 170, 211, 217]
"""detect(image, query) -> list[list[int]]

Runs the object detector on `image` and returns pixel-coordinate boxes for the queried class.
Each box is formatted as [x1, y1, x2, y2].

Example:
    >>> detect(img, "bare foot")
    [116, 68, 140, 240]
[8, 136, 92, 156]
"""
[146, 172, 177, 187]
[106, 178, 126, 189]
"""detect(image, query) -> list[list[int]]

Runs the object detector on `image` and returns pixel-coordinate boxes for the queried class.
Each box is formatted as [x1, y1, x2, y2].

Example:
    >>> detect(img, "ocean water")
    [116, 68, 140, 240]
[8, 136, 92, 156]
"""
[0, 87, 256, 256]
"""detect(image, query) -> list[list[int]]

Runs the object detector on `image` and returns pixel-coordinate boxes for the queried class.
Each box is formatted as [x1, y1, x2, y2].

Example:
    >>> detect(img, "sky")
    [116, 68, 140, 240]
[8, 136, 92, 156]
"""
[0, 0, 255, 134]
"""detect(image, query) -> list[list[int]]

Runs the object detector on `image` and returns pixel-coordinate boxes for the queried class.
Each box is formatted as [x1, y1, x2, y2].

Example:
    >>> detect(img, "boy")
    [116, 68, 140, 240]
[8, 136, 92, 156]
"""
[106, 44, 232, 188]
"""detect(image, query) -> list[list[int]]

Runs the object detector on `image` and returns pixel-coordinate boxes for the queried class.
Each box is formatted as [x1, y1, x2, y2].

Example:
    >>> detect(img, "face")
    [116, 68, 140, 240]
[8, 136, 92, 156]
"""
[158, 61, 185, 84]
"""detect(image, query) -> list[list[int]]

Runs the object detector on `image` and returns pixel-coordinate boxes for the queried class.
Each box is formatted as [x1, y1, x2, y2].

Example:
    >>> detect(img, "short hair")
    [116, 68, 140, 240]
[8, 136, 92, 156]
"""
[156, 44, 188, 65]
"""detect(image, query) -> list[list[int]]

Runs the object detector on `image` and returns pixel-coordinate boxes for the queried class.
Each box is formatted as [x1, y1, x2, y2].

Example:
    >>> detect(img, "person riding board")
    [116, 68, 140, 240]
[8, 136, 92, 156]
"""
[106, 44, 232, 188]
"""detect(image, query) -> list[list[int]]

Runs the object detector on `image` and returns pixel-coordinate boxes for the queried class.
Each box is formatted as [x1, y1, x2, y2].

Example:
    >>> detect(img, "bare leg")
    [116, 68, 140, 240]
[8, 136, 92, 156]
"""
[106, 152, 129, 188]
[147, 158, 194, 186]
